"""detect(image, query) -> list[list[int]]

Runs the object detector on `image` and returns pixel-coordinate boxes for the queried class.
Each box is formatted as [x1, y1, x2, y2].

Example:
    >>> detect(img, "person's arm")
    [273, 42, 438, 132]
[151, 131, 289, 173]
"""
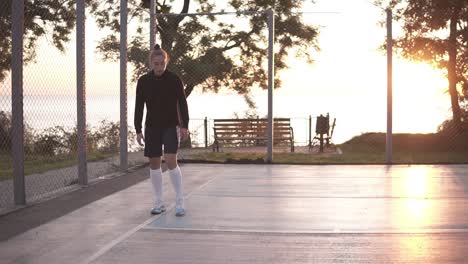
[134, 78, 144, 134]
[176, 77, 189, 129]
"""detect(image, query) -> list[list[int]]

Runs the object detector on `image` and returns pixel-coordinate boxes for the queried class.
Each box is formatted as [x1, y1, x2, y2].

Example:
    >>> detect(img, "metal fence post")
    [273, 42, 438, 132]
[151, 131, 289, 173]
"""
[150, 0, 155, 48]
[267, 9, 275, 163]
[76, 0, 88, 185]
[386, 9, 393, 164]
[308, 115, 312, 148]
[120, 0, 128, 172]
[204, 117, 208, 148]
[12, 0, 25, 205]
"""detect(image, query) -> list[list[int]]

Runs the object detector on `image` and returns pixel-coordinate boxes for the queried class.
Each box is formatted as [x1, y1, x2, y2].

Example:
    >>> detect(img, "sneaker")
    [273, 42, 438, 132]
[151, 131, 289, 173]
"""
[150, 204, 166, 215]
[175, 207, 185, 217]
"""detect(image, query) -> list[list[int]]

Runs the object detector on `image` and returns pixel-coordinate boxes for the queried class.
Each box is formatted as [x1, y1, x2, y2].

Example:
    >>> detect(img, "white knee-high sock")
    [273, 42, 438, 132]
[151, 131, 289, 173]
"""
[169, 166, 184, 208]
[150, 168, 164, 206]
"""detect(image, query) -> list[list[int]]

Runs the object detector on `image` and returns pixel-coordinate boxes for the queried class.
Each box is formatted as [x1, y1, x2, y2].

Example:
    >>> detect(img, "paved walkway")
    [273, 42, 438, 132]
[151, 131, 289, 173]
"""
[1, 164, 468, 263]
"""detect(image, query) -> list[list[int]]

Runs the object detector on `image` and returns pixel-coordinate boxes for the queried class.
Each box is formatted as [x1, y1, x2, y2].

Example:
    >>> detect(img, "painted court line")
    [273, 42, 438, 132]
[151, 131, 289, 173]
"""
[145, 226, 468, 235]
[81, 174, 220, 264]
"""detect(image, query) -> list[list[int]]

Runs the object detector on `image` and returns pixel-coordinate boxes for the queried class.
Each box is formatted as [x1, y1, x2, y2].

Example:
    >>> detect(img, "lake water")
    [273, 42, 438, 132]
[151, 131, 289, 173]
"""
[0, 92, 451, 145]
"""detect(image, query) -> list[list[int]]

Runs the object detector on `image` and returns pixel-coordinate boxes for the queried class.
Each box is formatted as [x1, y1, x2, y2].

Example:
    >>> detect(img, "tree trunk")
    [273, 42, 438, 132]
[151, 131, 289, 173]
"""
[448, 6, 462, 130]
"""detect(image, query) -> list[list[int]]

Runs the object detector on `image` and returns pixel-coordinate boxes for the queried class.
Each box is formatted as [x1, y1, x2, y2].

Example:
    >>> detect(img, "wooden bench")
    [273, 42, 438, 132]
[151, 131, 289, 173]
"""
[213, 118, 295, 152]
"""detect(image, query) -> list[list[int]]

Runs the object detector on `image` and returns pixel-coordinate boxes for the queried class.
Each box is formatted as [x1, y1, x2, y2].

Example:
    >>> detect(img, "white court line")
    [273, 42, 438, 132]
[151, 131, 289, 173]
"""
[81, 173, 220, 264]
[146, 226, 468, 235]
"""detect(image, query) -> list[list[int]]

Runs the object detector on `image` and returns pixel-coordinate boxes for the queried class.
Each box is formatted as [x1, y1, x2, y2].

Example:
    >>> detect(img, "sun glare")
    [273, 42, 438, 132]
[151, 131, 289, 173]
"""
[394, 62, 447, 101]
[392, 167, 438, 231]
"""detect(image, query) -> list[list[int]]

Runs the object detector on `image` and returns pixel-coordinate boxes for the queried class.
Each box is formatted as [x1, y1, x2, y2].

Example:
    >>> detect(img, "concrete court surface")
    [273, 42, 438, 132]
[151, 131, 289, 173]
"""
[1, 164, 468, 263]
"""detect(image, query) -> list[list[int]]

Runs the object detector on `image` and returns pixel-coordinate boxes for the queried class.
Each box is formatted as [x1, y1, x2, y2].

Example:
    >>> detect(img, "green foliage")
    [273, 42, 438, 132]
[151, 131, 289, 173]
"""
[0, 111, 34, 153]
[0, 111, 138, 156]
[91, 0, 319, 102]
[0, 111, 11, 152]
[437, 111, 468, 146]
[32, 126, 68, 155]
[186, 150, 468, 164]
[375, 0, 467, 124]
[90, 120, 121, 154]
[0, 0, 80, 82]
[342, 130, 468, 152]
[377, 0, 467, 77]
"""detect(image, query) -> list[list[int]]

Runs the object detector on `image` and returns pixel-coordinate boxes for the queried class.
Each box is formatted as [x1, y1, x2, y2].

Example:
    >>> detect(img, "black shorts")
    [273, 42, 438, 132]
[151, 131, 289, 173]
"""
[144, 126, 179, 157]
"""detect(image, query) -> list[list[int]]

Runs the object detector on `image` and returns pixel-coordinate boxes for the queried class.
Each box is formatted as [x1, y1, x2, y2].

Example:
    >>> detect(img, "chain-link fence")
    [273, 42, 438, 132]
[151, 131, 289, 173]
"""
[1, 0, 15, 213]
[10, 2, 80, 209]
[0, 0, 143, 214]
[143, 11, 272, 162]
[2, 1, 467, 214]
[163, 7, 467, 165]
[179, 115, 331, 158]
[0, 74, 14, 213]
[85, 44, 126, 180]
[121, 7, 468, 164]
[144, 10, 385, 163]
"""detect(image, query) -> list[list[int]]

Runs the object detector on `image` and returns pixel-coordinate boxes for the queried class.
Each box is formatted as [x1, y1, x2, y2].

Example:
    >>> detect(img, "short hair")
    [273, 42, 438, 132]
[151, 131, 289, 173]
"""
[148, 44, 169, 66]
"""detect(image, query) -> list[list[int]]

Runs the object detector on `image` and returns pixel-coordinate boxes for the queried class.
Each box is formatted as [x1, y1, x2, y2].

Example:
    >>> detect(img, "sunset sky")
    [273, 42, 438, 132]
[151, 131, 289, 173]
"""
[1, 0, 452, 142]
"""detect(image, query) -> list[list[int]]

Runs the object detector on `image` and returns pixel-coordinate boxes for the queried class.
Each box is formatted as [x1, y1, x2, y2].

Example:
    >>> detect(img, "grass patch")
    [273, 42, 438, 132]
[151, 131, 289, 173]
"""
[185, 132, 468, 164]
[0, 152, 114, 181]
[1, 133, 466, 180]
[185, 149, 468, 164]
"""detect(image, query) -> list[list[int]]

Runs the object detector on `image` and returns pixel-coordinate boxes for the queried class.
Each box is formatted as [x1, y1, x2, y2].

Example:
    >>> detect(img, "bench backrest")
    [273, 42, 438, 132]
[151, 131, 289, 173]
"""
[213, 118, 292, 139]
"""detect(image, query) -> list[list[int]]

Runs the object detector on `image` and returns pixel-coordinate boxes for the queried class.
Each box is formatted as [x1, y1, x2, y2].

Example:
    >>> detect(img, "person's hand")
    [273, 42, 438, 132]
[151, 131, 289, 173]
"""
[137, 133, 145, 146]
[179, 128, 189, 141]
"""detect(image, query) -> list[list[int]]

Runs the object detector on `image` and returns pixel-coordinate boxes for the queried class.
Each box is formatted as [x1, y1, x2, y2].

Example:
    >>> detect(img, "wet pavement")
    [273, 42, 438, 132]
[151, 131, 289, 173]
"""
[1, 164, 468, 263]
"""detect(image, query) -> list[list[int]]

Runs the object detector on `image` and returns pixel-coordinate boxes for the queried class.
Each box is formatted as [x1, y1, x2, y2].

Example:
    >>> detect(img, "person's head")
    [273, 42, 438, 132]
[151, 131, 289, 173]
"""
[149, 44, 169, 76]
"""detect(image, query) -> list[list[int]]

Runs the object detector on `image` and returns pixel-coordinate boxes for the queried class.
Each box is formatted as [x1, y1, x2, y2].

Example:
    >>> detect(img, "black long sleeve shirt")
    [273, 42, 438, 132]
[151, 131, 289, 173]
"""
[134, 70, 189, 133]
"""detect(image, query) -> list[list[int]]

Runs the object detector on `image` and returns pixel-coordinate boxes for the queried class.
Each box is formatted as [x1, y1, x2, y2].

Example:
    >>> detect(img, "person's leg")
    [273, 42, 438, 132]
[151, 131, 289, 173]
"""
[165, 153, 184, 216]
[149, 157, 162, 170]
[144, 127, 165, 214]
[163, 127, 185, 216]
[164, 153, 177, 170]
[149, 157, 164, 209]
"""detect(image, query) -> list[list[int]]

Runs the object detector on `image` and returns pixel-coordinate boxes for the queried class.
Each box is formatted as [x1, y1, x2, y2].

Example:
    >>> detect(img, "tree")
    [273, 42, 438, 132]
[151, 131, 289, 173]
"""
[0, 111, 12, 152]
[91, 0, 319, 107]
[376, 0, 468, 130]
[0, 111, 35, 153]
[0, 0, 98, 82]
